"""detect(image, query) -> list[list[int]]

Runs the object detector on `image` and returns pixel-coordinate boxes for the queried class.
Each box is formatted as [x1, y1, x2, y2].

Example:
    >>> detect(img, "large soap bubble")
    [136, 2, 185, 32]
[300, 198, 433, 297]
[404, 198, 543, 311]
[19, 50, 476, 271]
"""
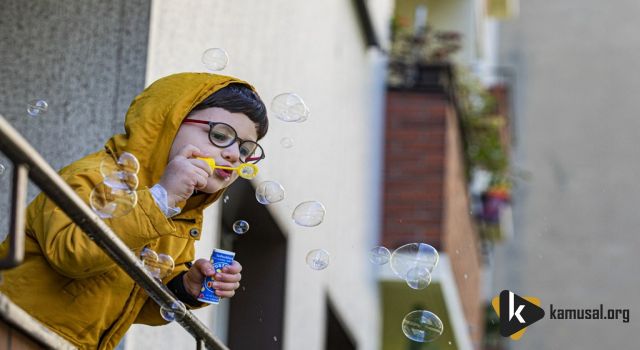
[100, 153, 140, 191]
[405, 266, 432, 290]
[160, 300, 186, 322]
[271, 93, 310, 122]
[140, 247, 175, 279]
[401, 310, 443, 342]
[390, 243, 439, 279]
[369, 246, 391, 265]
[255, 181, 285, 204]
[292, 201, 326, 227]
[202, 48, 229, 71]
[306, 249, 330, 270]
[116, 152, 140, 174]
[90, 182, 138, 219]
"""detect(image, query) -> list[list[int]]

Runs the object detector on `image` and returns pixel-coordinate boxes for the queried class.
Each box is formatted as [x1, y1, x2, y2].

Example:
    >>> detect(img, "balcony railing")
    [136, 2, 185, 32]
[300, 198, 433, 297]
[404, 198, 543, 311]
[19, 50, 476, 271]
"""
[0, 114, 228, 350]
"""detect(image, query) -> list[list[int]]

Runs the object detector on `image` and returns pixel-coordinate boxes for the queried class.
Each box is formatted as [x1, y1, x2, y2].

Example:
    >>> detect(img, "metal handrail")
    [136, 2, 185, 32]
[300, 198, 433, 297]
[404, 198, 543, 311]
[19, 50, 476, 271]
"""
[0, 115, 228, 350]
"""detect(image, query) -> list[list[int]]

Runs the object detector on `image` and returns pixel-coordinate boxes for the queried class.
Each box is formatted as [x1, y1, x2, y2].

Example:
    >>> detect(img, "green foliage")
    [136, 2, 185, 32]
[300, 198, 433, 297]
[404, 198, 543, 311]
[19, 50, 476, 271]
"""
[455, 68, 508, 177]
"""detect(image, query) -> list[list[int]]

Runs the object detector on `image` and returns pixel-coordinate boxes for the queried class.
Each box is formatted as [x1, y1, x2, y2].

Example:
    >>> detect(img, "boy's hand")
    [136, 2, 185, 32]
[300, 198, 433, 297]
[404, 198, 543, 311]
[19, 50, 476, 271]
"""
[158, 144, 213, 207]
[183, 259, 243, 298]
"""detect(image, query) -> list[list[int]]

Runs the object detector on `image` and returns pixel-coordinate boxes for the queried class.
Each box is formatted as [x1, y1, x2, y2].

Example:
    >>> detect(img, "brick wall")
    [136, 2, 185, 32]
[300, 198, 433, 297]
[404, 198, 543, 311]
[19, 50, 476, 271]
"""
[382, 90, 448, 250]
[383, 88, 484, 348]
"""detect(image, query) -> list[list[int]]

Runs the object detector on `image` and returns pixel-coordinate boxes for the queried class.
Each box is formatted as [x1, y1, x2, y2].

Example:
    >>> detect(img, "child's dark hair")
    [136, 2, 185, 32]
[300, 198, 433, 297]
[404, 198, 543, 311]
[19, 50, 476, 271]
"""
[192, 84, 269, 139]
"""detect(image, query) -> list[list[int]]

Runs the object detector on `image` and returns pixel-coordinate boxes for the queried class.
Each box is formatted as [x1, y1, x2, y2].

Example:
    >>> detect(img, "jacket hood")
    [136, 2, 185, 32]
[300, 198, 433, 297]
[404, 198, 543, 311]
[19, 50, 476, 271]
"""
[105, 72, 256, 203]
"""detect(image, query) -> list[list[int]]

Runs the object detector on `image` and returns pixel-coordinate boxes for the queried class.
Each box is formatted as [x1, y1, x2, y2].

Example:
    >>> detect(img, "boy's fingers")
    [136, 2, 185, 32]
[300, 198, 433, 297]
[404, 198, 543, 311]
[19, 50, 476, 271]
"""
[222, 260, 242, 274]
[194, 173, 208, 190]
[212, 281, 240, 292]
[214, 272, 241, 283]
[189, 158, 213, 176]
[176, 144, 202, 159]
[192, 259, 214, 276]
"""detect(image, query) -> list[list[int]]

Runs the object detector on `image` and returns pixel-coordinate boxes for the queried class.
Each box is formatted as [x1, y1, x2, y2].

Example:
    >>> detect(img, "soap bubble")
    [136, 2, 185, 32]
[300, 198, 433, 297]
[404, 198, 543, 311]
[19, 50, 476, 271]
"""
[390, 243, 439, 279]
[401, 310, 443, 342]
[233, 220, 250, 234]
[27, 99, 48, 117]
[160, 300, 186, 322]
[0, 164, 5, 176]
[280, 137, 294, 148]
[90, 182, 138, 219]
[306, 249, 330, 270]
[292, 201, 325, 227]
[140, 248, 175, 279]
[117, 152, 140, 174]
[104, 172, 139, 191]
[202, 48, 229, 71]
[405, 266, 431, 290]
[100, 153, 140, 191]
[271, 93, 309, 122]
[369, 246, 391, 265]
[255, 181, 285, 204]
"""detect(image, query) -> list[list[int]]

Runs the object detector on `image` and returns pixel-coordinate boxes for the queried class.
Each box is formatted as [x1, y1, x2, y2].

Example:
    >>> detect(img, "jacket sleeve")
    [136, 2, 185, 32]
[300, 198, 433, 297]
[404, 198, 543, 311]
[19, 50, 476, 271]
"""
[30, 169, 179, 279]
[134, 264, 210, 325]
[134, 244, 211, 325]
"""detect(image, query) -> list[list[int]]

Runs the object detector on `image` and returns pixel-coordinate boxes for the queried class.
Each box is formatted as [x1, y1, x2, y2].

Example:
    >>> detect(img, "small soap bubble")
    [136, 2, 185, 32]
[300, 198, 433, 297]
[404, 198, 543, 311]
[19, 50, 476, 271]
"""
[255, 181, 285, 204]
[160, 300, 186, 322]
[306, 249, 330, 270]
[223, 195, 230, 203]
[401, 310, 443, 342]
[292, 201, 326, 227]
[0, 163, 5, 176]
[27, 99, 48, 117]
[280, 137, 294, 148]
[117, 152, 140, 174]
[369, 246, 391, 265]
[202, 48, 229, 71]
[104, 172, 139, 191]
[405, 266, 431, 290]
[390, 243, 439, 279]
[89, 182, 138, 219]
[141, 250, 175, 279]
[273, 336, 278, 342]
[233, 220, 250, 234]
[271, 93, 310, 122]
[100, 154, 140, 191]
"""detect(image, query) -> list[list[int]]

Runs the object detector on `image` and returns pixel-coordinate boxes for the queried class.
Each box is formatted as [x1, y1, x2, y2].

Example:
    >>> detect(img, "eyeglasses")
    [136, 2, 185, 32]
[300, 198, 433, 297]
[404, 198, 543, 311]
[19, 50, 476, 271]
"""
[181, 119, 265, 164]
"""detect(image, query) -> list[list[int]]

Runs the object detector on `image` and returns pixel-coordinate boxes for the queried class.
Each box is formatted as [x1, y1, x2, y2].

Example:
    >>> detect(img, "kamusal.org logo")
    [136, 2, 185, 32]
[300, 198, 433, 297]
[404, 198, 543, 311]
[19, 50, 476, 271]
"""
[493, 290, 632, 340]
[549, 304, 630, 323]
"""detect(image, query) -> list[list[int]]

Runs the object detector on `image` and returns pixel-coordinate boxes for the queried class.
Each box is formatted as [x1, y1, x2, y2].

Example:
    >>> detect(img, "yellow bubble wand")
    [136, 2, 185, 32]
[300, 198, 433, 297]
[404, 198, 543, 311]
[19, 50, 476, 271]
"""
[197, 157, 258, 180]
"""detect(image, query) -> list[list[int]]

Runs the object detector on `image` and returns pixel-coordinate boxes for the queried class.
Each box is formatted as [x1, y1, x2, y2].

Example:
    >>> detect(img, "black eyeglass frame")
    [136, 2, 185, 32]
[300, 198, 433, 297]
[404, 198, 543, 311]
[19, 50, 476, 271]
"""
[181, 119, 265, 164]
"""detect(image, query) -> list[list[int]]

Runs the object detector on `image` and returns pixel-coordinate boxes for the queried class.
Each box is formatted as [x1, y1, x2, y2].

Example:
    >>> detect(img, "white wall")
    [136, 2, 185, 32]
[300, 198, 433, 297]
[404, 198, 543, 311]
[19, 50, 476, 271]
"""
[127, 1, 393, 349]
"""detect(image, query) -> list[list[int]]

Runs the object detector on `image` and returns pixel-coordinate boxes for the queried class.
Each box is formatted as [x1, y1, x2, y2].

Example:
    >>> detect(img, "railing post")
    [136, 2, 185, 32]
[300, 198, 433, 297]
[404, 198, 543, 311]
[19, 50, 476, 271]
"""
[196, 338, 203, 350]
[0, 164, 28, 268]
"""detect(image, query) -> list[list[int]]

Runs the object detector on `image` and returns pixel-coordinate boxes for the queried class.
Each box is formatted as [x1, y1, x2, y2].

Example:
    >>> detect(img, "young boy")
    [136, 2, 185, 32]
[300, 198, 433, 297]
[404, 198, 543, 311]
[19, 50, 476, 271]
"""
[0, 73, 268, 349]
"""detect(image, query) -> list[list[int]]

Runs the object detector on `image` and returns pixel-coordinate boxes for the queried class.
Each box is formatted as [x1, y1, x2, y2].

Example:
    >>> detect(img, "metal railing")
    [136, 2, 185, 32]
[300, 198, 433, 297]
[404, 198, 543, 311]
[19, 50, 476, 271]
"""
[0, 114, 228, 350]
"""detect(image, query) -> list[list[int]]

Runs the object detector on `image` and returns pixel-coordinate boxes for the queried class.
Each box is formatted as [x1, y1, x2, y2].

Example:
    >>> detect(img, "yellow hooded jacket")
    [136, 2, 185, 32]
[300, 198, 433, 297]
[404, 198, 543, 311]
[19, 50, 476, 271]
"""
[0, 73, 255, 349]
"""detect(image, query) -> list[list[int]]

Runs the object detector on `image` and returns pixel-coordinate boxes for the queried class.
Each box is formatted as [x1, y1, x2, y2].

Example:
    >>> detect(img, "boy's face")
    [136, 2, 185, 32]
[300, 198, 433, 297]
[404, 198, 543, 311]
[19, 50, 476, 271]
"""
[169, 107, 259, 194]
